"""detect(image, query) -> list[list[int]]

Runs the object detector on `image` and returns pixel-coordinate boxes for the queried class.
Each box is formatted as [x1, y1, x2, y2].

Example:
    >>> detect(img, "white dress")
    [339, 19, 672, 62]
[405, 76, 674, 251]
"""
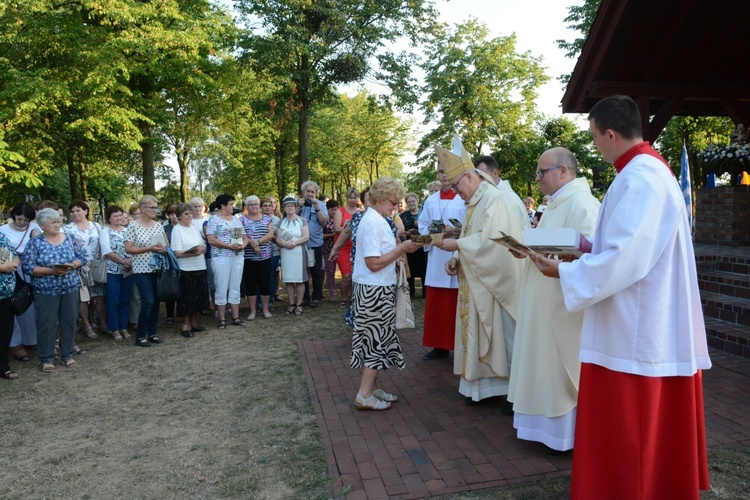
[278, 217, 308, 283]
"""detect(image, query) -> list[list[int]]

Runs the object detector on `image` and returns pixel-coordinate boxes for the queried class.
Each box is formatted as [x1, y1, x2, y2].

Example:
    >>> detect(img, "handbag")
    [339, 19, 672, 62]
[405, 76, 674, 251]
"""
[306, 247, 315, 267]
[157, 247, 181, 302]
[88, 223, 107, 284]
[66, 234, 94, 296]
[11, 271, 34, 316]
[395, 262, 415, 329]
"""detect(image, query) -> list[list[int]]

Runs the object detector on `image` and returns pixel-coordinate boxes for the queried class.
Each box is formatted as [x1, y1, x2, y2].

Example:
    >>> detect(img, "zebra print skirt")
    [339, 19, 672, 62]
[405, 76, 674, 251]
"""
[350, 283, 405, 371]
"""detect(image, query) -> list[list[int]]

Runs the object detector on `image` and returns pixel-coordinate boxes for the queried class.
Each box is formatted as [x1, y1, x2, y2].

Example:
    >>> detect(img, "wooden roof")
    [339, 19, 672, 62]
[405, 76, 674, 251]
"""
[561, 0, 750, 142]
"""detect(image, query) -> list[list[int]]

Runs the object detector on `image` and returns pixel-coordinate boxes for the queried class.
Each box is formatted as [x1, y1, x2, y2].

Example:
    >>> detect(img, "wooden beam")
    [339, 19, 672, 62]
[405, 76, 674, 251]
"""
[648, 99, 684, 143]
[590, 81, 750, 100]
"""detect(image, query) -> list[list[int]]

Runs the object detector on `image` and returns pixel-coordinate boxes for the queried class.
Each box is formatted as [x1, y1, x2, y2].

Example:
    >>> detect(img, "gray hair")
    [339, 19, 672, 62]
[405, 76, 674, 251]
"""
[36, 207, 62, 227]
[189, 197, 205, 206]
[300, 180, 320, 195]
[244, 195, 260, 206]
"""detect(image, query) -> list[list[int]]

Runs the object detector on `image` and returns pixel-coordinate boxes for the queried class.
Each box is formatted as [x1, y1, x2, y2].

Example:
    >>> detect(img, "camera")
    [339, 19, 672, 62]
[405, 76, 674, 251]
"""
[303, 197, 314, 207]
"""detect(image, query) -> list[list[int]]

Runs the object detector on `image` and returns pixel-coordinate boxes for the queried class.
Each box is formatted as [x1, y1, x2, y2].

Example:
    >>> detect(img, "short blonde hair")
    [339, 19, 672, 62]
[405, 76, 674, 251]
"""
[368, 177, 405, 205]
[404, 192, 418, 203]
[138, 195, 158, 208]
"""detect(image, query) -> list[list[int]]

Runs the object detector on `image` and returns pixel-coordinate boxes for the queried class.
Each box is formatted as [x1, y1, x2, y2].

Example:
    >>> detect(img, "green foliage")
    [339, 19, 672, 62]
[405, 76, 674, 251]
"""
[417, 19, 548, 165]
[493, 116, 602, 202]
[556, 0, 602, 84]
[656, 116, 735, 187]
[236, 0, 439, 184]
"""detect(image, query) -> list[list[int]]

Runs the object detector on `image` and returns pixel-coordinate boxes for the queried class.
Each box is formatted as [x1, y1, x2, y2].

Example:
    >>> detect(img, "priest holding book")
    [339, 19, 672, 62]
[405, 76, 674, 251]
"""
[507, 147, 600, 451]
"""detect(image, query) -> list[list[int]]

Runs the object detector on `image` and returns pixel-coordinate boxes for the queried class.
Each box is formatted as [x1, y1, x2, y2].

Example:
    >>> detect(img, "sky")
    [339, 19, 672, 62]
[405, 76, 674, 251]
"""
[430, 0, 581, 118]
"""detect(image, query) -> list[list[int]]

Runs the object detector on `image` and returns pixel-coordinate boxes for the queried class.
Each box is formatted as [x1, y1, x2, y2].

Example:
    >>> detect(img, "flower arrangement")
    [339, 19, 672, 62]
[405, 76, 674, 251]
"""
[697, 143, 750, 173]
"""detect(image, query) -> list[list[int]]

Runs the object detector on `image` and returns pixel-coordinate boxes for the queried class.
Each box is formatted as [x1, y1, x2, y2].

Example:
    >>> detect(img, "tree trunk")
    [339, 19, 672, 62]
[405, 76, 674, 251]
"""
[140, 120, 155, 195]
[78, 155, 89, 207]
[176, 141, 189, 202]
[296, 54, 311, 192]
[66, 146, 79, 201]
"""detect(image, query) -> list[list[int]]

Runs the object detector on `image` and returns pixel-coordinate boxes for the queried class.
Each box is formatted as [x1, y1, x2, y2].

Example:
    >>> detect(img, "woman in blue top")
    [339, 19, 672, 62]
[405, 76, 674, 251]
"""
[22, 208, 87, 373]
[0, 232, 21, 379]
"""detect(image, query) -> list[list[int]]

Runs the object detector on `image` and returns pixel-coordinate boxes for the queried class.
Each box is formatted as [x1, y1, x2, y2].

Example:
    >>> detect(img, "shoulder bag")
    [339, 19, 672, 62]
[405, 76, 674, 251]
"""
[395, 262, 415, 330]
[10, 226, 34, 315]
[88, 223, 108, 284]
[157, 247, 181, 302]
[67, 233, 92, 300]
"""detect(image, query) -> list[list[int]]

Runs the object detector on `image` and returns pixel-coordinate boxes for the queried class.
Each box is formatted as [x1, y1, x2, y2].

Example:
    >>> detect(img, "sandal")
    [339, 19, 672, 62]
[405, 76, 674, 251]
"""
[339, 301, 347, 308]
[218, 320, 227, 330]
[148, 336, 163, 344]
[354, 393, 391, 411]
[61, 358, 77, 368]
[231, 318, 245, 326]
[10, 346, 30, 362]
[120, 329, 131, 339]
[84, 327, 98, 339]
[192, 326, 207, 333]
[246, 312, 256, 321]
[72, 345, 86, 355]
[286, 306, 296, 315]
[372, 389, 399, 403]
[110, 331, 123, 341]
[180, 327, 194, 338]
[166, 317, 174, 325]
[263, 312, 272, 319]
[294, 305, 303, 316]
[135, 338, 152, 347]
[2, 370, 19, 380]
[41, 363, 55, 373]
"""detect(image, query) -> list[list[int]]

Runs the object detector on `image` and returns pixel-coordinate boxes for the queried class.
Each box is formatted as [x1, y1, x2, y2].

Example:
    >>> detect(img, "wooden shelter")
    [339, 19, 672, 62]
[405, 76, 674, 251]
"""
[562, 0, 750, 143]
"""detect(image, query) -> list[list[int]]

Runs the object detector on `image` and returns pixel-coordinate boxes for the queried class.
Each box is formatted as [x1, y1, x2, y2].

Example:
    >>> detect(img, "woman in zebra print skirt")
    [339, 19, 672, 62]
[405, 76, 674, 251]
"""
[351, 177, 419, 411]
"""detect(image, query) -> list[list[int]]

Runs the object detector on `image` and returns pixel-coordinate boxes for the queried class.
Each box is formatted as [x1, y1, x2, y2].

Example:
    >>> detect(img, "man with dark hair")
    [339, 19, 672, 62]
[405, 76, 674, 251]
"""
[533, 95, 710, 498]
[473, 155, 501, 186]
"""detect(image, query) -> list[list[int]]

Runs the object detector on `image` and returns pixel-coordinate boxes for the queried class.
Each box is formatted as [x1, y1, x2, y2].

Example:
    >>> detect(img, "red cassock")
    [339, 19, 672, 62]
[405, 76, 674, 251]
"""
[570, 363, 709, 499]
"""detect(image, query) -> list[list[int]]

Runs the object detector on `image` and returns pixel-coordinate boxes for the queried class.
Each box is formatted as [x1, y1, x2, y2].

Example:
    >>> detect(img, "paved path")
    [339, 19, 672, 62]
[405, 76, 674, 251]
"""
[299, 332, 750, 499]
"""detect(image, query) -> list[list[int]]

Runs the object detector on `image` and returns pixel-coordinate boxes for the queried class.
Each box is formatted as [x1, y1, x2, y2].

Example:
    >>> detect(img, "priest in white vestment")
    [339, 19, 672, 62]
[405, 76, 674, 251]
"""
[507, 147, 600, 451]
[434, 137, 529, 405]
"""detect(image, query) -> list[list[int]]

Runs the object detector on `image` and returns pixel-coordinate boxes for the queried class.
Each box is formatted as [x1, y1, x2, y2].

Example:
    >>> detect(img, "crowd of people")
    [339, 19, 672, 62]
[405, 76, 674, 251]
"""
[0, 94, 712, 498]
[0, 179, 434, 377]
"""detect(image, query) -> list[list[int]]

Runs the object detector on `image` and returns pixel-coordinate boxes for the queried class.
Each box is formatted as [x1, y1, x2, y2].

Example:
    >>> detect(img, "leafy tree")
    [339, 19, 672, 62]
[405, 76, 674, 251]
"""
[309, 92, 411, 199]
[417, 19, 548, 163]
[235, 0, 438, 189]
[556, 0, 602, 84]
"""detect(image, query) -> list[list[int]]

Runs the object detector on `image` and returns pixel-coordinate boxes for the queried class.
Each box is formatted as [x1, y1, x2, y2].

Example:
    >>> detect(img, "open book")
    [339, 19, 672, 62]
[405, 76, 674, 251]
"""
[491, 229, 592, 258]
[490, 232, 535, 257]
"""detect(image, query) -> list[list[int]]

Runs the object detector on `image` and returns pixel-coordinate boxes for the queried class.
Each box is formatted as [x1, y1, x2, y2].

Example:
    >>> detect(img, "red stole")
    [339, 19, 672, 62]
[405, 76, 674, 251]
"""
[614, 141, 674, 176]
[440, 188, 458, 200]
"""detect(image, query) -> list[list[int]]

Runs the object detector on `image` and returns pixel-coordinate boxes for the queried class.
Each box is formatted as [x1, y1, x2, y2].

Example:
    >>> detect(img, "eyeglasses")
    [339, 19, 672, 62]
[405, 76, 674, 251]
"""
[144, 205, 158, 210]
[388, 198, 399, 207]
[535, 165, 562, 178]
[450, 173, 467, 191]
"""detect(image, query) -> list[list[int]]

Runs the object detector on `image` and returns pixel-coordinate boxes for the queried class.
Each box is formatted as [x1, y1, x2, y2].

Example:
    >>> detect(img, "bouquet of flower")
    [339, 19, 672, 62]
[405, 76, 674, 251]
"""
[697, 143, 750, 172]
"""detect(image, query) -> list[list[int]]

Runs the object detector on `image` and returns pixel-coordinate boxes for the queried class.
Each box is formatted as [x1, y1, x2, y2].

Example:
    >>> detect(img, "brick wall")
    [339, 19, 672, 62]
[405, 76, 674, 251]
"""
[694, 186, 750, 246]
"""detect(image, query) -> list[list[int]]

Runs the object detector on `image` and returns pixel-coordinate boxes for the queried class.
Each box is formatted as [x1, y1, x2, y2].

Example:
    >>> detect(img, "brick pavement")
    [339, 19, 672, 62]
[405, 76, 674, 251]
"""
[299, 332, 750, 499]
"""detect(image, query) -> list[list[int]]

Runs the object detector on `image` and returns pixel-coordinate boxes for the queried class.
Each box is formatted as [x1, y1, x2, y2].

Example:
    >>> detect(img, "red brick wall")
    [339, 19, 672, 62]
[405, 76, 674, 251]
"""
[694, 186, 750, 246]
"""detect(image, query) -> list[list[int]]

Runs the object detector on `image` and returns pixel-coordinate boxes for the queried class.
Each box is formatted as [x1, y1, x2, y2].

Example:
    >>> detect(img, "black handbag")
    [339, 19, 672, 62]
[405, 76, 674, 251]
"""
[11, 272, 34, 316]
[157, 248, 181, 302]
